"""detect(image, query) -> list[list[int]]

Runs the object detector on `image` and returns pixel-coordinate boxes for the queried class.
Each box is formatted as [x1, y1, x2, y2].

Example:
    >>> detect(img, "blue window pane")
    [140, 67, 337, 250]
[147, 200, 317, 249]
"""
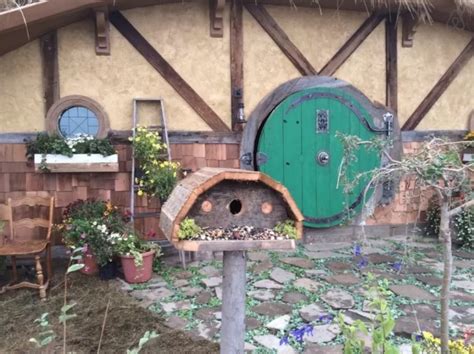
[58, 106, 100, 137]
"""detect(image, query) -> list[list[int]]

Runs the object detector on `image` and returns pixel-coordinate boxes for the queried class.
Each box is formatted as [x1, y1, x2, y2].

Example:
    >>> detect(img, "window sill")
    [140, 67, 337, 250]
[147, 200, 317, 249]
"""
[34, 154, 119, 173]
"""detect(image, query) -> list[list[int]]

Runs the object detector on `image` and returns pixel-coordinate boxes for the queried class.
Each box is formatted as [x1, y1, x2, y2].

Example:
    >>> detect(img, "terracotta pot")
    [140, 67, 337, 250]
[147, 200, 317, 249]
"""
[120, 250, 155, 283]
[80, 250, 98, 275]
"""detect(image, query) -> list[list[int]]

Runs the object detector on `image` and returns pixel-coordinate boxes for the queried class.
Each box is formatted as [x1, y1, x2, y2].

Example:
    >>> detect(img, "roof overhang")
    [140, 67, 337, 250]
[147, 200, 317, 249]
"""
[0, 0, 472, 56]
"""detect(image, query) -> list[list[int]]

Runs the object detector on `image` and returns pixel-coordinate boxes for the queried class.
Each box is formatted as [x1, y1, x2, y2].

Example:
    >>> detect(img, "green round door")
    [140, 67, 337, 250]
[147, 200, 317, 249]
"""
[256, 86, 381, 228]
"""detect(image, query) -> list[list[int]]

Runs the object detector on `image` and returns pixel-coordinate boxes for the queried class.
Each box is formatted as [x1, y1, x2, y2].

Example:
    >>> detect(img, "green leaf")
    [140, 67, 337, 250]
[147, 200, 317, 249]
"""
[61, 302, 77, 313]
[382, 318, 395, 337]
[67, 263, 84, 274]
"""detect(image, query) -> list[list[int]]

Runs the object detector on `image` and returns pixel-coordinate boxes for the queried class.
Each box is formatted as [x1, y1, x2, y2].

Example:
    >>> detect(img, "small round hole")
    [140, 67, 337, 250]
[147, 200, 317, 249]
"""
[229, 199, 242, 215]
[201, 200, 213, 213]
[261, 202, 273, 214]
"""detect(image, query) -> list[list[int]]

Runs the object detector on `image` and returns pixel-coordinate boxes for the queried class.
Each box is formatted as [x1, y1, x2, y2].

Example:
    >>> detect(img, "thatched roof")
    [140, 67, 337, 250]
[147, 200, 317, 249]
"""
[0, 0, 472, 56]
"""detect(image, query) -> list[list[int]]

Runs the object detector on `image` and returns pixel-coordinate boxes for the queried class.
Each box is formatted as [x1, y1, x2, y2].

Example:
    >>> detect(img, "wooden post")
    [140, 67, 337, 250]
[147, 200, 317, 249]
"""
[221, 250, 246, 354]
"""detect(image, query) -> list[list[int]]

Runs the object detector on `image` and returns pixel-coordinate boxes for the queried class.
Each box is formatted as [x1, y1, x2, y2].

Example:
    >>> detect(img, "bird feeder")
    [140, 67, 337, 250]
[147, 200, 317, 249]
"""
[159, 167, 303, 353]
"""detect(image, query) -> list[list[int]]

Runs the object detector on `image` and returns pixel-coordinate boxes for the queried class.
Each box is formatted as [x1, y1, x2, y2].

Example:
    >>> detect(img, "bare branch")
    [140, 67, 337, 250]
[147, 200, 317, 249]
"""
[449, 199, 474, 217]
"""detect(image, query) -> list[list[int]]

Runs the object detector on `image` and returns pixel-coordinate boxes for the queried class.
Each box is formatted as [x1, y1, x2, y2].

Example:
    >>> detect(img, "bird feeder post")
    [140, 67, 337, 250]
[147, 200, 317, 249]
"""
[220, 250, 247, 354]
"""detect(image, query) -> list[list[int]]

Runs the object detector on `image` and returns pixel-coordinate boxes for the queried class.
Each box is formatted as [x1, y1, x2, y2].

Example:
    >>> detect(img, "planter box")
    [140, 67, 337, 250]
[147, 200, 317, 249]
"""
[34, 154, 119, 173]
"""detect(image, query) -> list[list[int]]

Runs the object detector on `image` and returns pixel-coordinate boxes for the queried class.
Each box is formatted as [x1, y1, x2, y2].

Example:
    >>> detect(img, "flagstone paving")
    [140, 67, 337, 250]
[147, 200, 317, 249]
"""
[118, 238, 474, 352]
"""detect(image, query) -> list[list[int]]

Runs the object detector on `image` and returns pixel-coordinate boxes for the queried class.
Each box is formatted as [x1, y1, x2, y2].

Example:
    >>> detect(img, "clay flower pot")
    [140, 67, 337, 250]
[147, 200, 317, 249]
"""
[120, 250, 155, 283]
[80, 250, 98, 275]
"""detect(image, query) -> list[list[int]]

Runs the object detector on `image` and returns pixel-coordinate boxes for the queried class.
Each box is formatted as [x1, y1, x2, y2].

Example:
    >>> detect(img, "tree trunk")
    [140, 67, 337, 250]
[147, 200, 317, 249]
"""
[439, 198, 452, 354]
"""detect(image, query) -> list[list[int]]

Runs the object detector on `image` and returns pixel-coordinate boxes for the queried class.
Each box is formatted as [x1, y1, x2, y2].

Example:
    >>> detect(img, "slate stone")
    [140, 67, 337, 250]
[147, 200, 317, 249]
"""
[321, 289, 355, 309]
[305, 242, 350, 252]
[389, 285, 437, 301]
[366, 253, 397, 264]
[253, 279, 284, 289]
[324, 274, 360, 285]
[245, 317, 262, 330]
[270, 267, 296, 284]
[299, 303, 326, 322]
[281, 257, 314, 269]
[304, 324, 341, 344]
[245, 342, 257, 351]
[252, 260, 273, 273]
[199, 265, 220, 277]
[132, 287, 174, 303]
[195, 307, 221, 321]
[293, 278, 320, 292]
[304, 344, 344, 354]
[252, 302, 292, 317]
[161, 300, 191, 314]
[266, 315, 291, 331]
[342, 309, 376, 324]
[116, 278, 133, 292]
[248, 289, 275, 301]
[394, 316, 440, 338]
[452, 280, 474, 291]
[451, 306, 474, 325]
[451, 290, 474, 302]
[196, 291, 212, 305]
[174, 279, 189, 288]
[305, 269, 328, 277]
[415, 275, 443, 287]
[164, 316, 187, 330]
[326, 261, 352, 272]
[403, 265, 433, 274]
[248, 252, 270, 262]
[254, 335, 296, 353]
[305, 251, 340, 259]
[202, 276, 222, 288]
[182, 286, 201, 297]
[400, 304, 438, 319]
[175, 270, 193, 279]
[283, 291, 308, 304]
[215, 286, 223, 300]
[453, 250, 474, 259]
[196, 321, 219, 340]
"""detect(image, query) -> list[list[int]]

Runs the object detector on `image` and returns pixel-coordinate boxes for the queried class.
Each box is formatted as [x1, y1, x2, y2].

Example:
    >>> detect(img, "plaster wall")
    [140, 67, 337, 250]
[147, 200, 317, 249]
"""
[0, 40, 44, 132]
[0, 1, 472, 133]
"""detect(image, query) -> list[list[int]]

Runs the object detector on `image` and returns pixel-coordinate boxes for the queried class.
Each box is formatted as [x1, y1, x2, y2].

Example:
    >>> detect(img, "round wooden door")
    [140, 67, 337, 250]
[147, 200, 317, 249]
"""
[256, 86, 384, 228]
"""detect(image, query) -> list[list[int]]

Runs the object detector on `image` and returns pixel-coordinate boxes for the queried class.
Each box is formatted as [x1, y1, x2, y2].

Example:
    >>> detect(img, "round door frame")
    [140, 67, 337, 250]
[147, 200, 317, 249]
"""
[240, 76, 402, 214]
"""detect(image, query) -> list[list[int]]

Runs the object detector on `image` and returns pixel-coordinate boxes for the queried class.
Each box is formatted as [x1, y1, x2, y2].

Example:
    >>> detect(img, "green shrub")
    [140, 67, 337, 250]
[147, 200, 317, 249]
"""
[453, 206, 474, 249]
[178, 218, 202, 240]
[273, 220, 297, 239]
[423, 198, 440, 237]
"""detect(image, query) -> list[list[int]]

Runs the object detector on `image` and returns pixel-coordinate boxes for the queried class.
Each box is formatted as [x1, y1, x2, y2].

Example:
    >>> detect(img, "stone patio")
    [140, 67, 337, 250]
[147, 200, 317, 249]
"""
[116, 237, 474, 353]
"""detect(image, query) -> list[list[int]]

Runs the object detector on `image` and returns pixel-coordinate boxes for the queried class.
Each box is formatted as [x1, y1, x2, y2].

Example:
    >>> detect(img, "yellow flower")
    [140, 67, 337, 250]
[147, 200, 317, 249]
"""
[137, 190, 144, 196]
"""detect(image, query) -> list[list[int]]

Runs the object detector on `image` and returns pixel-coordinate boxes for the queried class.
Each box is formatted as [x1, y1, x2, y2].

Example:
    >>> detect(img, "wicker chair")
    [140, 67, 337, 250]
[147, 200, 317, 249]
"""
[0, 196, 54, 300]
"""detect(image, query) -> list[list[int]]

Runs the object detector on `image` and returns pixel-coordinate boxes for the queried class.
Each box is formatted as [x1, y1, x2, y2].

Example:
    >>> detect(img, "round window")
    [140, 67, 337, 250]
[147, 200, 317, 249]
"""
[46, 95, 110, 138]
[58, 106, 99, 137]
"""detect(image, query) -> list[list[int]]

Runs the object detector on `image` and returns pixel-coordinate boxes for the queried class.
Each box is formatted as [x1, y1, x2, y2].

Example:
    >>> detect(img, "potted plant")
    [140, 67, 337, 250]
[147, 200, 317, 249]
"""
[114, 232, 162, 283]
[129, 126, 180, 202]
[59, 199, 129, 278]
[26, 133, 118, 173]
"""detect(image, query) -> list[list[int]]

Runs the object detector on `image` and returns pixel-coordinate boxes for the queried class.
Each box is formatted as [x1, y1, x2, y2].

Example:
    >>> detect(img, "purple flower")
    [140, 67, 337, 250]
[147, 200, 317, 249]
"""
[392, 261, 403, 272]
[290, 324, 313, 343]
[414, 333, 423, 342]
[354, 244, 362, 257]
[279, 336, 289, 346]
[80, 233, 86, 239]
[357, 257, 368, 269]
[318, 314, 334, 324]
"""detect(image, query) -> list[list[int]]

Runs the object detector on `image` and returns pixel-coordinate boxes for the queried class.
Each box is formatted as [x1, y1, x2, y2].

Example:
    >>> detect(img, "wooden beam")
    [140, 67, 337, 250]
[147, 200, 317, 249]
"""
[95, 7, 111, 55]
[209, 0, 225, 37]
[230, 0, 244, 131]
[39, 31, 60, 114]
[244, 3, 317, 76]
[385, 14, 398, 113]
[402, 38, 474, 131]
[110, 11, 230, 132]
[319, 13, 384, 76]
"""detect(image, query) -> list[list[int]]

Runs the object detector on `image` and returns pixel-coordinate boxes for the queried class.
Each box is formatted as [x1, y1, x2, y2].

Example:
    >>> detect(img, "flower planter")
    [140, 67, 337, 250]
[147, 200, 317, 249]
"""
[34, 154, 119, 173]
[79, 250, 99, 275]
[120, 250, 155, 283]
[99, 261, 117, 280]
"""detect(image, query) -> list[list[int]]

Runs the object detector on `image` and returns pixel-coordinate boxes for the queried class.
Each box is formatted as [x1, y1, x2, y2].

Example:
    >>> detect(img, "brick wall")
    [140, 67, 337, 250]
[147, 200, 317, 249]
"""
[0, 142, 240, 242]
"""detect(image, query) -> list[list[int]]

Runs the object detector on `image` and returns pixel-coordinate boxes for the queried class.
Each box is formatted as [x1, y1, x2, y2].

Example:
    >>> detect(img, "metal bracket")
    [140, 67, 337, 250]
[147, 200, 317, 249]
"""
[316, 109, 329, 133]
[256, 152, 268, 166]
[240, 152, 252, 166]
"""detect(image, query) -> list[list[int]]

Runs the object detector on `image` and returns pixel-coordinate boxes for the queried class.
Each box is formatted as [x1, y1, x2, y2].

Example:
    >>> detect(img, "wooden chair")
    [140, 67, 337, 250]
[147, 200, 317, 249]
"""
[0, 196, 54, 300]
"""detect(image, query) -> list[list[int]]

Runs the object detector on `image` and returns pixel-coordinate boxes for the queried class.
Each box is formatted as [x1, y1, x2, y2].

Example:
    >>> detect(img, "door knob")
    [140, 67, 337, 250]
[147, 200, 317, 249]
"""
[317, 151, 330, 165]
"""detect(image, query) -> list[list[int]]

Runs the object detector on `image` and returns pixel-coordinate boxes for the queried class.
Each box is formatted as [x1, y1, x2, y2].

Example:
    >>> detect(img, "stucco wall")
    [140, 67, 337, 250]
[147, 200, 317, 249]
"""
[0, 1, 472, 133]
[0, 40, 44, 132]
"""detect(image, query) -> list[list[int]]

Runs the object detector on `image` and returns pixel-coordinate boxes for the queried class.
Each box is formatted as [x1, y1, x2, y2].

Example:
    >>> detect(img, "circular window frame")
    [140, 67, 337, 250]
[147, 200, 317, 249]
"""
[46, 95, 110, 139]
